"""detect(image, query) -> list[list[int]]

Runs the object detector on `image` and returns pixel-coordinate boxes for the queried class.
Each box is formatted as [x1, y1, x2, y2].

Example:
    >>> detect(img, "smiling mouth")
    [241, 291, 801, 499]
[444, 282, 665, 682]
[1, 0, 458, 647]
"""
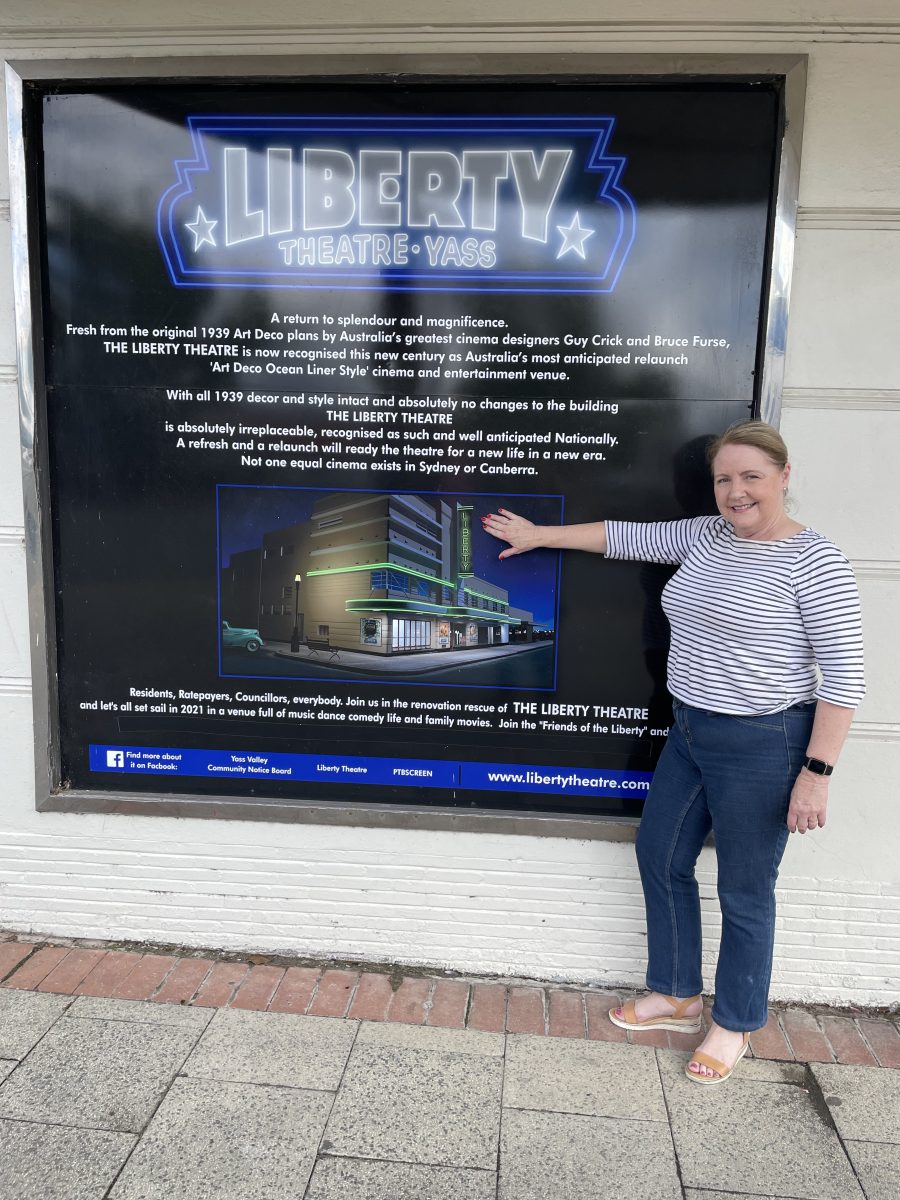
[731, 502, 756, 512]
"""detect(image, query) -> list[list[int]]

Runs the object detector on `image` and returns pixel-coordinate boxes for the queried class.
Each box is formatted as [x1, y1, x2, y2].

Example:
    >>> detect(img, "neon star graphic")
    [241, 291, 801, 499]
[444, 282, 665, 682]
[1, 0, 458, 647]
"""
[556, 212, 594, 260]
[185, 206, 218, 251]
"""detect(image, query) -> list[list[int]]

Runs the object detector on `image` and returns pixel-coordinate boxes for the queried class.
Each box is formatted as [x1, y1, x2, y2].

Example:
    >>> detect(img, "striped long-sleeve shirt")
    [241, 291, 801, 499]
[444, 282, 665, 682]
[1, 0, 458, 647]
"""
[604, 517, 865, 716]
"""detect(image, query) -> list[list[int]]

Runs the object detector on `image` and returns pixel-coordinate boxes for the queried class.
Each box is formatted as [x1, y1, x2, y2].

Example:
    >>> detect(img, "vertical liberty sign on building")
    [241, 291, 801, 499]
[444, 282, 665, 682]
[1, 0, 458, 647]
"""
[23, 74, 785, 820]
[457, 506, 475, 577]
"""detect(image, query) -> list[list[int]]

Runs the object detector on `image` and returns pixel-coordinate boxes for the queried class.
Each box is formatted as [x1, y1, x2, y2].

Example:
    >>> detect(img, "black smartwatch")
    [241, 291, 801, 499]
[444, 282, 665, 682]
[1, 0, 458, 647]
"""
[802, 756, 834, 777]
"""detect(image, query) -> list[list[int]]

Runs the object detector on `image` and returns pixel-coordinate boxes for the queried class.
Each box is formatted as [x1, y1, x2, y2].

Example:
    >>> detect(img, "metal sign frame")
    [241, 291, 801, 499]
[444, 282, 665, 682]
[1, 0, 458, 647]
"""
[5, 52, 806, 839]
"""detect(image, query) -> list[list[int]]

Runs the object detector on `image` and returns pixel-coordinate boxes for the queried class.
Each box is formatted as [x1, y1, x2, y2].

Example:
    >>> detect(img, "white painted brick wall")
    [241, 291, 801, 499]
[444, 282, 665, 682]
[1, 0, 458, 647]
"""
[0, 2, 898, 1007]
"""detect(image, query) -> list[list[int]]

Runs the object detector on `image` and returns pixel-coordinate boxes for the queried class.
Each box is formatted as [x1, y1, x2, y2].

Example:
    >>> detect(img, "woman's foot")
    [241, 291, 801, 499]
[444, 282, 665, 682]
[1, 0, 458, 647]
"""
[609, 991, 703, 1032]
[686, 1022, 750, 1081]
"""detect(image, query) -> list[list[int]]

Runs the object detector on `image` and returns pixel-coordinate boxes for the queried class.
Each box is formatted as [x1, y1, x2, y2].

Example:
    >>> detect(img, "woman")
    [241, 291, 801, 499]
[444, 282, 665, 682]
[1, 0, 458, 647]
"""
[482, 420, 864, 1084]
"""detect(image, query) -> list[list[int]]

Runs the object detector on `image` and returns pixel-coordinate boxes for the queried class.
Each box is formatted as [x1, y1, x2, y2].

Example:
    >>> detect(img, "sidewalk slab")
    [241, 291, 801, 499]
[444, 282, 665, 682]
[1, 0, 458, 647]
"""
[109, 1076, 331, 1200]
[4, 990, 900, 1200]
[504, 1033, 667, 1121]
[0, 1118, 136, 1200]
[728, 1056, 808, 1085]
[685, 1193, 789, 1199]
[811, 1062, 900, 1143]
[183, 1008, 357, 1090]
[842, 1141, 900, 1200]
[64, 994, 213, 1029]
[499, 1108, 681, 1200]
[0, 989, 72, 1058]
[355, 1019, 503, 1057]
[323, 1042, 503, 1168]
[657, 1050, 865, 1199]
[307, 1157, 496, 1200]
[0, 1015, 201, 1132]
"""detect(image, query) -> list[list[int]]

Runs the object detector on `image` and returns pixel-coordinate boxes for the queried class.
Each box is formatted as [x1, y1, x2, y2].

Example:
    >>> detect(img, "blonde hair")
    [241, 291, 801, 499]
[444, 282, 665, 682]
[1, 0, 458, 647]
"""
[706, 420, 789, 472]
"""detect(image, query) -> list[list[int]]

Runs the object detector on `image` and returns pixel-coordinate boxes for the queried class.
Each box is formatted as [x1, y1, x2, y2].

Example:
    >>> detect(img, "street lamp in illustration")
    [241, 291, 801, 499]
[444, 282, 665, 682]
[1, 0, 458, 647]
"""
[290, 573, 302, 653]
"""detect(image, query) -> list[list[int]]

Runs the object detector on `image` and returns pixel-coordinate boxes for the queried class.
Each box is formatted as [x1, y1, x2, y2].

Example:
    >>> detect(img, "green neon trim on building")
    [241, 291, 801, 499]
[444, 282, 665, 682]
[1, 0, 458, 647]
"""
[450, 611, 518, 622]
[345, 598, 448, 615]
[305, 562, 456, 588]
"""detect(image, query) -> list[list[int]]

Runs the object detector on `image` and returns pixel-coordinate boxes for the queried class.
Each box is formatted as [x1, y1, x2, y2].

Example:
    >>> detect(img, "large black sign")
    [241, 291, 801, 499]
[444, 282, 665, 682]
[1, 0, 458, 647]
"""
[29, 77, 781, 816]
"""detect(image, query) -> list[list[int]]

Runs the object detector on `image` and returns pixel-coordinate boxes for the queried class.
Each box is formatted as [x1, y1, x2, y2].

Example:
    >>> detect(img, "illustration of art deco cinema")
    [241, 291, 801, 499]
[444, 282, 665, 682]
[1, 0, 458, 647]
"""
[222, 492, 541, 656]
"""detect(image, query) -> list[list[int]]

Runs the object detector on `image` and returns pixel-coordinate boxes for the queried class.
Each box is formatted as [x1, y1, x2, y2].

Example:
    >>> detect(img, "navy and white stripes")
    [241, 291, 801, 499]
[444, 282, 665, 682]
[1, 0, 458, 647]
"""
[605, 517, 865, 715]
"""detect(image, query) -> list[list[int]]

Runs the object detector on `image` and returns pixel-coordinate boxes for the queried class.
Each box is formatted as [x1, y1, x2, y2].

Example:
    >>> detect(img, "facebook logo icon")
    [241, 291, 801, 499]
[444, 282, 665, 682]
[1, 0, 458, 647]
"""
[106, 750, 125, 769]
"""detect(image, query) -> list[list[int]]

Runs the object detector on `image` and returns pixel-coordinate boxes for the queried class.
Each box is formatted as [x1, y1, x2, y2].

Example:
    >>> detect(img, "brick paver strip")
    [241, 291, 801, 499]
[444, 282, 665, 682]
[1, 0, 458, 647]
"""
[388, 976, 431, 1025]
[112, 954, 179, 1001]
[36, 949, 108, 995]
[748, 1012, 795, 1061]
[308, 969, 360, 1018]
[585, 993, 627, 1042]
[782, 1008, 835, 1062]
[4, 946, 73, 990]
[3, 936, 898, 1071]
[858, 1019, 900, 1068]
[821, 1016, 879, 1067]
[548, 990, 585, 1038]
[152, 958, 213, 1005]
[73, 951, 143, 997]
[229, 965, 286, 1011]
[668, 1028, 705, 1052]
[268, 966, 320, 1014]
[507, 987, 546, 1035]
[191, 961, 250, 1007]
[427, 980, 470, 1028]
[467, 983, 507, 1033]
[628, 1027, 669, 1048]
[0, 943, 35, 983]
[348, 972, 394, 1021]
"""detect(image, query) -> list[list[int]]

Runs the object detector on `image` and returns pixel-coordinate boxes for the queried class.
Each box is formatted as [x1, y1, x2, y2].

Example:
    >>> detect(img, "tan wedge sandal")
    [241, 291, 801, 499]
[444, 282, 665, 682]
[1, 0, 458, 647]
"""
[608, 993, 703, 1033]
[685, 1033, 751, 1084]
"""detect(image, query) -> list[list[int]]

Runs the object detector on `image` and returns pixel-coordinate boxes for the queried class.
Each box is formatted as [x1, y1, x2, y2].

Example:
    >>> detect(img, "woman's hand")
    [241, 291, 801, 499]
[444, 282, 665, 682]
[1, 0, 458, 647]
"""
[481, 508, 543, 559]
[787, 769, 829, 834]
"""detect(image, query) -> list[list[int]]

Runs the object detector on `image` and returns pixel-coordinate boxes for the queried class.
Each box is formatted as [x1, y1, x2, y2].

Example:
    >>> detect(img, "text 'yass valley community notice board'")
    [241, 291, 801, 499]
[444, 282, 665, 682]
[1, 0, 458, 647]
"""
[27, 77, 781, 817]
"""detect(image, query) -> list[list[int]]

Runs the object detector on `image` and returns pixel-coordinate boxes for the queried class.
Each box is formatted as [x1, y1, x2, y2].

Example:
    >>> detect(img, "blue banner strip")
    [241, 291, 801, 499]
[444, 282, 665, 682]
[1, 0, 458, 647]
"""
[90, 745, 652, 798]
[458, 761, 652, 798]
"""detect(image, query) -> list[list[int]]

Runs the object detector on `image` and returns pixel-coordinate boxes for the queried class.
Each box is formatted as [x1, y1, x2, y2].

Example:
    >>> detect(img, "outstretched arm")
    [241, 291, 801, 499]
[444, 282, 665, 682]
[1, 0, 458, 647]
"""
[482, 508, 607, 559]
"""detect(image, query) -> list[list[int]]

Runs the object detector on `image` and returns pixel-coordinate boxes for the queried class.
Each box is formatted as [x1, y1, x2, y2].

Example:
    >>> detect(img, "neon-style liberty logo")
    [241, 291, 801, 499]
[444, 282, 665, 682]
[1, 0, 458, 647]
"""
[157, 115, 637, 293]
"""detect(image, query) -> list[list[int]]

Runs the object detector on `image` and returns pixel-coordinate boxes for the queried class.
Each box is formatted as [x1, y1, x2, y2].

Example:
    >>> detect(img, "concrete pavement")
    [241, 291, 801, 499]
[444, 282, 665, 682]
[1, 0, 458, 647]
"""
[1, 986, 899, 1199]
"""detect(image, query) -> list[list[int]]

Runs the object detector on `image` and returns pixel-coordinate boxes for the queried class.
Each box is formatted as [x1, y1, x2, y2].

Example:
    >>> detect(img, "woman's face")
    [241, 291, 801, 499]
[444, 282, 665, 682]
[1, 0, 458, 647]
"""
[712, 444, 790, 540]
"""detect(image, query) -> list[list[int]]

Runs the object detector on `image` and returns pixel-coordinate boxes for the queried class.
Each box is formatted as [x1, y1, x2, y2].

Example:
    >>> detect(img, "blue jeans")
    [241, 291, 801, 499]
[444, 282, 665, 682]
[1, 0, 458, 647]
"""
[635, 698, 816, 1032]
